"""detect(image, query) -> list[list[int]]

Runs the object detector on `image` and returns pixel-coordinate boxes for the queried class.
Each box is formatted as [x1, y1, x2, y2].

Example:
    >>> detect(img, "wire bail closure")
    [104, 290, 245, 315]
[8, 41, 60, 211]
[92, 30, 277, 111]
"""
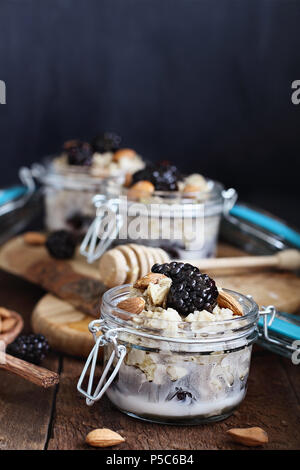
[77, 322, 126, 406]
[80, 195, 123, 263]
[258, 305, 298, 353]
[222, 188, 238, 214]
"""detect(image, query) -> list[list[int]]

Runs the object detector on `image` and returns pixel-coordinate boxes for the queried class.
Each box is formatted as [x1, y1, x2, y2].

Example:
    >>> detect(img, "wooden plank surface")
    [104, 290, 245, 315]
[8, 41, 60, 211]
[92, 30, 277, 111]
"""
[0, 269, 299, 450]
[0, 270, 60, 450]
[47, 352, 300, 450]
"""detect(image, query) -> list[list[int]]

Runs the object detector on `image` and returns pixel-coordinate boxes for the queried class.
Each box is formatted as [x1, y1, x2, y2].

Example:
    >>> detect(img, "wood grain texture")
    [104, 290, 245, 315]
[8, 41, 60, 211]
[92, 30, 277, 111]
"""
[0, 269, 60, 450]
[0, 236, 106, 317]
[0, 355, 59, 450]
[47, 352, 300, 450]
[32, 294, 97, 358]
[0, 354, 59, 388]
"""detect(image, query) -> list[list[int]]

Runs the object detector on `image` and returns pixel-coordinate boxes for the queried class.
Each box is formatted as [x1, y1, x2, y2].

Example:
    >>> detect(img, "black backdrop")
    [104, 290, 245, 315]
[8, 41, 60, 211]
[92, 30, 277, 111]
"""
[1, 0, 300, 227]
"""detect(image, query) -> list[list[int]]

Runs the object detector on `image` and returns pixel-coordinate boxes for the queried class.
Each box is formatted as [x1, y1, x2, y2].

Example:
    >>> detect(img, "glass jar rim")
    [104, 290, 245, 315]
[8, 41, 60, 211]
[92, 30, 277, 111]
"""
[109, 178, 224, 205]
[101, 285, 259, 342]
[33, 155, 126, 188]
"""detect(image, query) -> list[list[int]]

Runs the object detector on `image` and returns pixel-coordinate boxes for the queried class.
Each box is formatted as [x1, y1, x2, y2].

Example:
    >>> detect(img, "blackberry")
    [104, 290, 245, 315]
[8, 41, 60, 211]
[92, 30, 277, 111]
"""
[91, 132, 121, 153]
[170, 387, 193, 401]
[7, 334, 50, 365]
[66, 212, 93, 231]
[152, 262, 218, 316]
[167, 387, 195, 403]
[46, 230, 76, 259]
[63, 140, 93, 166]
[131, 161, 183, 191]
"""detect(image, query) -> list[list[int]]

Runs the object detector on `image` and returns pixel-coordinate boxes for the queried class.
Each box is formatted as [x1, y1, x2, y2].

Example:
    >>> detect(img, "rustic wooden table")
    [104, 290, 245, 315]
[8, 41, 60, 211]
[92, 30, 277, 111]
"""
[0, 269, 299, 451]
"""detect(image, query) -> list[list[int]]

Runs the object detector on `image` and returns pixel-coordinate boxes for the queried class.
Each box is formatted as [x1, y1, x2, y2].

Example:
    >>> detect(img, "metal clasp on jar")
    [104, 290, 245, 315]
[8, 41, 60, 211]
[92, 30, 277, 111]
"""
[80, 195, 123, 263]
[77, 320, 126, 406]
[222, 188, 238, 214]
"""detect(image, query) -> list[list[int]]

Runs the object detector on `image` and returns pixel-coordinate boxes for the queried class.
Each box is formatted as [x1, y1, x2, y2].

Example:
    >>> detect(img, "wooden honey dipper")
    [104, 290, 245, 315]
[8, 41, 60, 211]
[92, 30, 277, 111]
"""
[99, 245, 300, 288]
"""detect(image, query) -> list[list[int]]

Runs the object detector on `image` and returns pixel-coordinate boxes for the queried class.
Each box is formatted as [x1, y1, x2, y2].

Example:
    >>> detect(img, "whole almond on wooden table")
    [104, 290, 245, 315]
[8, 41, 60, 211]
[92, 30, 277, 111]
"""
[86, 428, 125, 448]
[23, 232, 46, 246]
[227, 427, 268, 447]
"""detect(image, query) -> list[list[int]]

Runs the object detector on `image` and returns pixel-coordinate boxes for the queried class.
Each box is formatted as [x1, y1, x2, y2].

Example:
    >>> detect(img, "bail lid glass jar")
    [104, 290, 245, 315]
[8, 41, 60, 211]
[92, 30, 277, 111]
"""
[77, 286, 274, 425]
[30, 155, 140, 234]
[80, 180, 237, 263]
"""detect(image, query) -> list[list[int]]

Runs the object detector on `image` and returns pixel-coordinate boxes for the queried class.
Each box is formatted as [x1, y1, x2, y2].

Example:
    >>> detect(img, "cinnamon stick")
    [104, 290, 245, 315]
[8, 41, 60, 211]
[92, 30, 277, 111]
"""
[0, 354, 59, 388]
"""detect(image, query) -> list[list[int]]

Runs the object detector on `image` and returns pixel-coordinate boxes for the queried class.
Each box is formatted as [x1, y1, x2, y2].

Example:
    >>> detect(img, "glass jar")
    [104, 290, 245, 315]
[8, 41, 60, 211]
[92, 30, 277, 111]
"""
[78, 286, 264, 425]
[31, 158, 126, 233]
[80, 180, 237, 263]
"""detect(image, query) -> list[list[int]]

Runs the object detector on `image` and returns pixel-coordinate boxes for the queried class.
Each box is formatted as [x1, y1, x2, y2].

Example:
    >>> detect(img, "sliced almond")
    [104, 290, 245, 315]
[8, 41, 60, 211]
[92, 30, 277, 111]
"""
[127, 180, 155, 200]
[117, 297, 145, 315]
[86, 428, 125, 448]
[113, 148, 136, 162]
[218, 290, 243, 316]
[134, 272, 168, 290]
[227, 427, 268, 447]
[1, 317, 17, 333]
[0, 307, 12, 319]
[23, 232, 46, 246]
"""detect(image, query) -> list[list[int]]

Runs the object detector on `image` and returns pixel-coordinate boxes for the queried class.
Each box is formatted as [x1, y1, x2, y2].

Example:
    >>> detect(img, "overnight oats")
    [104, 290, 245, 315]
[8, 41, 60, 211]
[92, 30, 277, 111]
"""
[32, 133, 144, 233]
[99, 161, 237, 260]
[78, 262, 259, 425]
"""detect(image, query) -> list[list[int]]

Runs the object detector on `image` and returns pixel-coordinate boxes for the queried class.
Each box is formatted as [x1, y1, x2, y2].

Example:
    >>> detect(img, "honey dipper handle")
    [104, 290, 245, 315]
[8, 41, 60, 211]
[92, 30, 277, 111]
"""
[0, 354, 59, 388]
[181, 249, 300, 273]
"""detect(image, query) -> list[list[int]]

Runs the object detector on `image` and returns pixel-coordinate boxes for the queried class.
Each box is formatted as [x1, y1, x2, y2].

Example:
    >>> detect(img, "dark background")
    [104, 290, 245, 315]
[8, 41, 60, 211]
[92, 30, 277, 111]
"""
[0, 0, 300, 227]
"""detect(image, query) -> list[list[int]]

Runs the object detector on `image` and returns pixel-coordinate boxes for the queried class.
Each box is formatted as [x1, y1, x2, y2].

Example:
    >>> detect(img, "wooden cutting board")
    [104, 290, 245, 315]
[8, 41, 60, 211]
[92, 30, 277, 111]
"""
[31, 294, 96, 358]
[0, 236, 105, 317]
[1, 235, 300, 315]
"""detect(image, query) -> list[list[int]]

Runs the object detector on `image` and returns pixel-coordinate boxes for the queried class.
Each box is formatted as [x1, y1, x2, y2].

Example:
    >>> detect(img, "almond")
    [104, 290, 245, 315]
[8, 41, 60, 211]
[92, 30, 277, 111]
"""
[218, 290, 243, 316]
[123, 172, 133, 188]
[23, 232, 46, 246]
[117, 297, 145, 315]
[134, 272, 168, 290]
[227, 427, 268, 447]
[86, 428, 125, 448]
[183, 183, 202, 197]
[127, 180, 155, 200]
[1, 317, 17, 333]
[0, 307, 12, 319]
[113, 148, 136, 162]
